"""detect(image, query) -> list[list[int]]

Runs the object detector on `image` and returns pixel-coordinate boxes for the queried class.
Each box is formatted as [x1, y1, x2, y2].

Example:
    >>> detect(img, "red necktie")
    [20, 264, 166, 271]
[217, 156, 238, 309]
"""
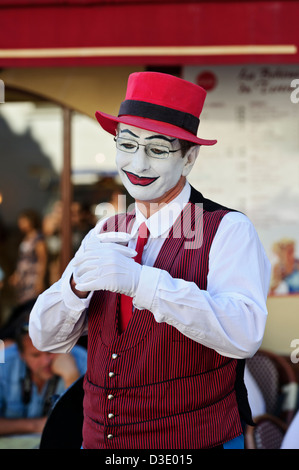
[119, 222, 149, 332]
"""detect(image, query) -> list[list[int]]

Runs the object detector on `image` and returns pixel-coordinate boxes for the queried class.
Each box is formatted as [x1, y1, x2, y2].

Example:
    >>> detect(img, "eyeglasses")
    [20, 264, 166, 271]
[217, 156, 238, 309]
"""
[114, 136, 181, 160]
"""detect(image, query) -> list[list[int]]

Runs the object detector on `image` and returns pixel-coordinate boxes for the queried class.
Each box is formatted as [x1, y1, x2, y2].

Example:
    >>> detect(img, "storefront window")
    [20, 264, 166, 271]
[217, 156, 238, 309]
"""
[184, 64, 299, 296]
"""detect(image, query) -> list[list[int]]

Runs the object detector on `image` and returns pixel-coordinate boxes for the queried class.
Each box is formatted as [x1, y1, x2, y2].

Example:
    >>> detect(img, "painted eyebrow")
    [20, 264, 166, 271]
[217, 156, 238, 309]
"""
[120, 129, 176, 143]
[120, 129, 139, 138]
[145, 134, 176, 143]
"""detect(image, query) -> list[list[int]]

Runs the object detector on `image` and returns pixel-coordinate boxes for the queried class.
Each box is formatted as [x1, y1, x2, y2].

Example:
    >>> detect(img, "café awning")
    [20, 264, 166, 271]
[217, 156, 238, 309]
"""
[0, 0, 298, 67]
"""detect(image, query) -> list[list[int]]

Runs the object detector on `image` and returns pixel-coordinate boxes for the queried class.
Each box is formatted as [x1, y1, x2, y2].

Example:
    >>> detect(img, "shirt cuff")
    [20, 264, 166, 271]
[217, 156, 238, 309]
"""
[133, 265, 161, 311]
[61, 274, 93, 312]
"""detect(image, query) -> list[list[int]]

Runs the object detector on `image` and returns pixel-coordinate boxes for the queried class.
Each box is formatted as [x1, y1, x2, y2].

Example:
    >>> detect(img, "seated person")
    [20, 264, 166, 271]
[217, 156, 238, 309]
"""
[0, 316, 87, 437]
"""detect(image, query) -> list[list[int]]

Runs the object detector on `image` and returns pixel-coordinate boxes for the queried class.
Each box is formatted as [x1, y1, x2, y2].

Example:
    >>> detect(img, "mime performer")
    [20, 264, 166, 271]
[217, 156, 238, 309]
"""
[29, 72, 271, 449]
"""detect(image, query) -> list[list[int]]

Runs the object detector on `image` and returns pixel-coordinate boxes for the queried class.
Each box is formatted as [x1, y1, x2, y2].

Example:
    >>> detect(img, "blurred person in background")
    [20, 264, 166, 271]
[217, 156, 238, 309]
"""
[0, 266, 4, 292]
[43, 201, 95, 285]
[270, 238, 299, 295]
[0, 312, 87, 437]
[0, 216, 8, 323]
[0, 266, 4, 325]
[71, 201, 95, 254]
[9, 209, 48, 306]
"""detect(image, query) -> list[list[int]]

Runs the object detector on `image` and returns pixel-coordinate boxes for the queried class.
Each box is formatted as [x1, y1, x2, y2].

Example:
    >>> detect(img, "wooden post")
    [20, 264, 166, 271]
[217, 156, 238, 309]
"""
[60, 107, 73, 274]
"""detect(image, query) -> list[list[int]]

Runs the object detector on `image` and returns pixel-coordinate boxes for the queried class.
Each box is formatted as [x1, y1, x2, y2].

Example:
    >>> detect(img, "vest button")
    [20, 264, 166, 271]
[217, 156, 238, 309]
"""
[108, 413, 115, 419]
[111, 353, 118, 360]
[107, 394, 114, 400]
[107, 434, 113, 440]
[109, 371, 115, 378]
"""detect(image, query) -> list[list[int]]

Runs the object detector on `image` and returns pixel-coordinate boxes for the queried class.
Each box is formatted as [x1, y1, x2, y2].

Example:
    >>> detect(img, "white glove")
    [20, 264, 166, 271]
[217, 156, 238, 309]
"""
[72, 231, 141, 297]
[79, 230, 133, 253]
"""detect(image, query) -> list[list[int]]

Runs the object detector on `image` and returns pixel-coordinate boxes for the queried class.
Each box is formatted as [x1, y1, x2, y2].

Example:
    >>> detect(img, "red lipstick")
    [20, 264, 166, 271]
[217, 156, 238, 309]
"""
[123, 170, 159, 186]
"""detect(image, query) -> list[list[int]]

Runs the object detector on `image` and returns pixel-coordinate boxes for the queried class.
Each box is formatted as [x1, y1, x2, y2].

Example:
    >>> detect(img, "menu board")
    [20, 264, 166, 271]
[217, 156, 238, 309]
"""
[183, 65, 299, 296]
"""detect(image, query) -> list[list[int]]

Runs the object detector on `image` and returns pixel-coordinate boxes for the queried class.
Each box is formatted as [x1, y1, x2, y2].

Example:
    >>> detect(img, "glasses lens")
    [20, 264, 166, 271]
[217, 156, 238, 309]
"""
[146, 144, 170, 159]
[116, 137, 138, 153]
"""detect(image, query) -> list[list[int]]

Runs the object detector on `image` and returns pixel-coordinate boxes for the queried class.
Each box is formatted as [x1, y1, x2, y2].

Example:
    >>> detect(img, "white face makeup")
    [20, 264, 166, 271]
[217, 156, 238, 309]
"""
[115, 124, 198, 202]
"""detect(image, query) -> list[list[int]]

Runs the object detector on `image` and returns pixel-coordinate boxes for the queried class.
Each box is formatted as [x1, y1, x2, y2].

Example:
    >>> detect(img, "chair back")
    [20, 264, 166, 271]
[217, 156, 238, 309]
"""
[245, 414, 287, 449]
[246, 349, 298, 424]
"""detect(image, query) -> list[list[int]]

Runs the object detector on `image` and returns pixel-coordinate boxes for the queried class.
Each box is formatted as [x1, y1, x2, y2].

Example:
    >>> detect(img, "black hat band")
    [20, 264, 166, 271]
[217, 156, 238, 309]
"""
[118, 99, 199, 135]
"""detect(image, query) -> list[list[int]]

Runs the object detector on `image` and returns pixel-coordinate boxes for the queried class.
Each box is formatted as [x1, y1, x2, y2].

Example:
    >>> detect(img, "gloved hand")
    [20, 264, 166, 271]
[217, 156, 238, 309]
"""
[72, 231, 141, 297]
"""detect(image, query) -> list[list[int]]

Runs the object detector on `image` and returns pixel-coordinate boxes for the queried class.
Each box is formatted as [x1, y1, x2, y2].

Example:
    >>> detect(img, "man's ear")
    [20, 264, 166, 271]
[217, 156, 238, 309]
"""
[182, 145, 200, 177]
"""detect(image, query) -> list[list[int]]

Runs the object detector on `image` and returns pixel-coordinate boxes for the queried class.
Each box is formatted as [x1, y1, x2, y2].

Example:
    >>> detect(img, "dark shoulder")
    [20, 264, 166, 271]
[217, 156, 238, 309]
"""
[189, 185, 239, 214]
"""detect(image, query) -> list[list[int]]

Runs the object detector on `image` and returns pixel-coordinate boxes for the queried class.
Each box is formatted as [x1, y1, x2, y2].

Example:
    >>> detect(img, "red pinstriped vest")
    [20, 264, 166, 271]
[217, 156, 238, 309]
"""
[82, 187, 250, 449]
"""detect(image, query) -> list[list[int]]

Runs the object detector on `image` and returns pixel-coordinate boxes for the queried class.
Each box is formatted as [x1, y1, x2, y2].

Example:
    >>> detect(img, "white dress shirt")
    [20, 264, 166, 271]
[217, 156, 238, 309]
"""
[29, 182, 271, 359]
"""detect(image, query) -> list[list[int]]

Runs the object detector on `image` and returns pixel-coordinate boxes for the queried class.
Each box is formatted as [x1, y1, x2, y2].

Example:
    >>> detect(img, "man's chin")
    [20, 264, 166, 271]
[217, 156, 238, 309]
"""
[124, 186, 163, 203]
[40, 369, 54, 381]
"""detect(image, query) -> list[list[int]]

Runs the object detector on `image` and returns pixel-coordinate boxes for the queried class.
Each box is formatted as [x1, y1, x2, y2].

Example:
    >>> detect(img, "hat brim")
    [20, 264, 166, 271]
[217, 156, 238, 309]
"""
[95, 111, 217, 146]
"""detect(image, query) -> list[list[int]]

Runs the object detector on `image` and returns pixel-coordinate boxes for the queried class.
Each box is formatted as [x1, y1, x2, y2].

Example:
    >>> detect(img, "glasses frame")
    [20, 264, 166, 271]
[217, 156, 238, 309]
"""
[114, 135, 181, 160]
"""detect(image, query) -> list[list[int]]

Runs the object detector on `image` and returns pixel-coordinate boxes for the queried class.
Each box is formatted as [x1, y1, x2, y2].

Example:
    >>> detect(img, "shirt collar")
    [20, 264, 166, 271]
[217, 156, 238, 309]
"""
[133, 181, 191, 238]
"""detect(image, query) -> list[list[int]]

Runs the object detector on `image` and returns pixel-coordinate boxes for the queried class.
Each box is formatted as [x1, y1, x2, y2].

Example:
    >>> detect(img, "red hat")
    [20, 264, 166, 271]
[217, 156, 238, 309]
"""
[95, 72, 217, 146]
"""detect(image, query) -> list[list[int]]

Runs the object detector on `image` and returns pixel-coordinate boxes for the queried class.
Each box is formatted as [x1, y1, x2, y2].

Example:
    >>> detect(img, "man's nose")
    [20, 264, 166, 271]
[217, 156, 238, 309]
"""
[131, 147, 151, 173]
[41, 352, 53, 367]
